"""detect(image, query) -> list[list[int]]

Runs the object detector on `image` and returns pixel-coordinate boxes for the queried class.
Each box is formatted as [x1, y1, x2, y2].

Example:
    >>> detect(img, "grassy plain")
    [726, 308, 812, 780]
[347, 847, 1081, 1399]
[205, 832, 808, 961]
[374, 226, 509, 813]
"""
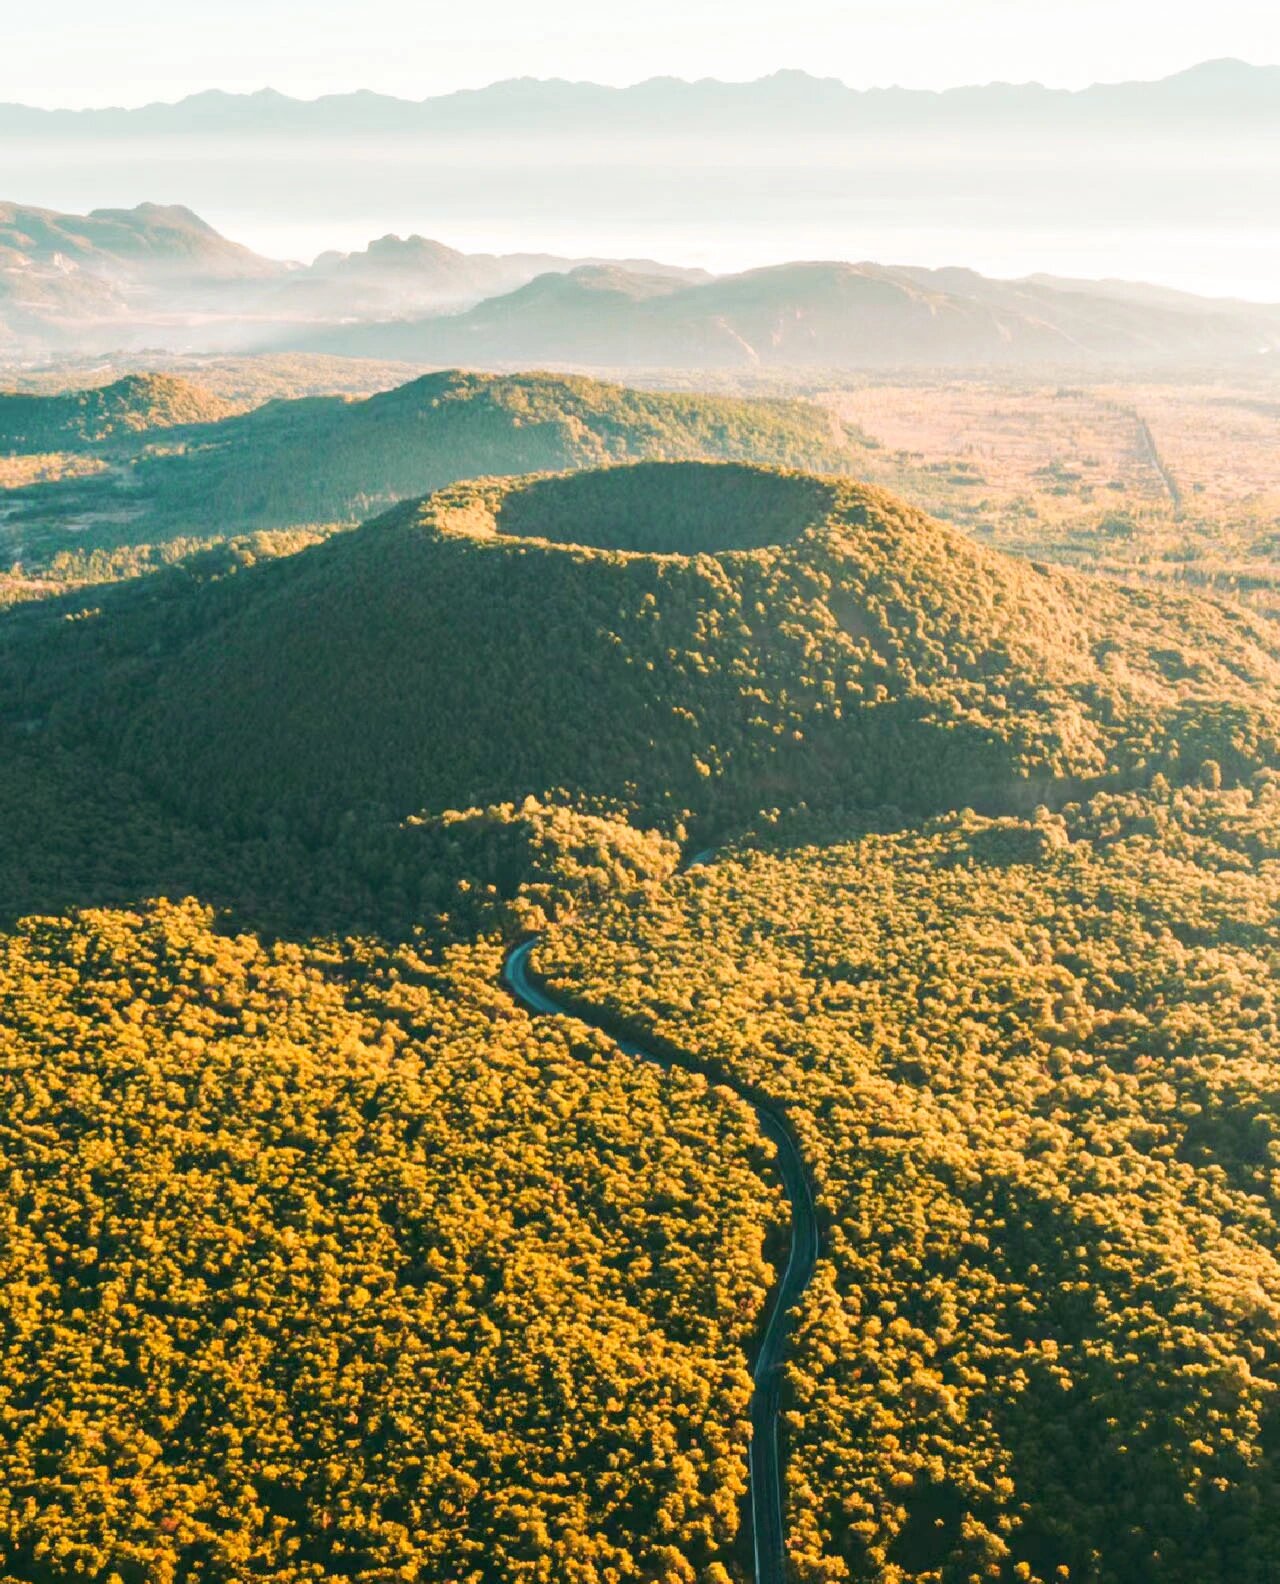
[817, 369, 1280, 612]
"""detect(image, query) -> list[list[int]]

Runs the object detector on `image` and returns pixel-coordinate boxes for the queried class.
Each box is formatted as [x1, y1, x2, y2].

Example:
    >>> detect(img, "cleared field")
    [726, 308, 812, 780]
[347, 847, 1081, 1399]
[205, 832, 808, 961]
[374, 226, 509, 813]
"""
[821, 373, 1280, 612]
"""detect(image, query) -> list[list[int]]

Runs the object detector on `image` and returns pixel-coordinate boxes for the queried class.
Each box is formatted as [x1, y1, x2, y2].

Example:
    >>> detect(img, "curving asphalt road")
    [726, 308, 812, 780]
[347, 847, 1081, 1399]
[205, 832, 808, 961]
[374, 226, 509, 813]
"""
[501, 859, 819, 1584]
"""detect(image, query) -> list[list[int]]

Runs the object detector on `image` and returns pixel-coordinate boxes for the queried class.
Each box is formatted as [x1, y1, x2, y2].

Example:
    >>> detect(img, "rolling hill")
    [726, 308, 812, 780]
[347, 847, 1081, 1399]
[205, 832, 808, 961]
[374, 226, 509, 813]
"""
[18, 460, 1279, 844]
[0, 370, 872, 563]
[0, 372, 236, 453]
[307, 259, 1280, 369]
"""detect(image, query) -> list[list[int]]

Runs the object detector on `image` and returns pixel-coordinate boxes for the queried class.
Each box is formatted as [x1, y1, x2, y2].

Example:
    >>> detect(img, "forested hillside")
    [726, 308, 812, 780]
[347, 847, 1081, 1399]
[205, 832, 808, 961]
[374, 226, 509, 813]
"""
[1, 372, 870, 569]
[539, 782, 1280, 1583]
[17, 461, 1278, 842]
[0, 373, 235, 453]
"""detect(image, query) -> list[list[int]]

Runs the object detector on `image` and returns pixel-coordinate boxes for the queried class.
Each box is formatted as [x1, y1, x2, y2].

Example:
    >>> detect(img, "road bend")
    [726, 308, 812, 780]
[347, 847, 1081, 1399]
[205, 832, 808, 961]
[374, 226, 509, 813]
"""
[501, 858, 819, 1584]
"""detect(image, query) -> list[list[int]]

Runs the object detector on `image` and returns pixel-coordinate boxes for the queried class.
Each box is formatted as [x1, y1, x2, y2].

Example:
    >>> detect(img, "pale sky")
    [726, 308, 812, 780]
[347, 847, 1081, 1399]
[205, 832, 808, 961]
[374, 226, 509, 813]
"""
[4, 0, 1279, 109]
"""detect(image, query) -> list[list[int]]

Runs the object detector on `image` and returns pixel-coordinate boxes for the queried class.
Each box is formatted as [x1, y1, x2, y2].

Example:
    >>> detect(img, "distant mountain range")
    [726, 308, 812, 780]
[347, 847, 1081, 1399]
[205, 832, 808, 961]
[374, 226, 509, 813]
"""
[304, 259, 1280, 369]
[0, 201, 708, 356]
[3, 198, 1278, 369]
[3, 64, 1276, 302]
[4, 60, 1277, 136]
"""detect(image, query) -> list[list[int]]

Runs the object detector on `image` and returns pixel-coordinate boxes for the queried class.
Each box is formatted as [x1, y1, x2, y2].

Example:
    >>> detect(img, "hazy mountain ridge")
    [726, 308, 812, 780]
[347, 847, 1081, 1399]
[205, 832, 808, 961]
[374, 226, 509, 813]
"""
[0, 201, 712, 356]
[0, 200, 281, 280]
[4, 59, 1276, 136]
[280, 235, 708, 318]
[4, 197, 1279, 369]
[306, 259, 1280, 368]
[0, 202, 291, 357]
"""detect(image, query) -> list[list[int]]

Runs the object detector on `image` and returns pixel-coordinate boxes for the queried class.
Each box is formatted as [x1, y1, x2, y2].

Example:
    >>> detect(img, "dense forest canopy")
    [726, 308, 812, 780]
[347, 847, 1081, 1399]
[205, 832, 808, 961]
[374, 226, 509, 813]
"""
[494, 463, 841, 553]
[538, 783, 1280, 1583]
[11, 460, 1277, 845]
[0, 374, 236, 455]
[3, 450, 1280, 1583]
[0, 897, 777, 1583]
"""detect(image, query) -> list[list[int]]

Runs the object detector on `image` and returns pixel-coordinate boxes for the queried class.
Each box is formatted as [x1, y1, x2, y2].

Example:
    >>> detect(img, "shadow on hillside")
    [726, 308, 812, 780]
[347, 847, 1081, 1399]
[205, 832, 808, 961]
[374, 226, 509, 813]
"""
[0, 724, 693, 949]
[0, 684, 1113, 952]
[0, 735, 459, 946]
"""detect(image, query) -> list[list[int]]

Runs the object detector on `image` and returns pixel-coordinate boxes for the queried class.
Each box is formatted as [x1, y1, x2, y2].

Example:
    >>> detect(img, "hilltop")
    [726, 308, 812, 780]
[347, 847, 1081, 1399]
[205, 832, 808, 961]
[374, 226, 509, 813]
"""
[309, 260, 1280, 368]
[1, 370, 872, 565]
[0, 372, 235, 453]
[18, 461, 1279, 845]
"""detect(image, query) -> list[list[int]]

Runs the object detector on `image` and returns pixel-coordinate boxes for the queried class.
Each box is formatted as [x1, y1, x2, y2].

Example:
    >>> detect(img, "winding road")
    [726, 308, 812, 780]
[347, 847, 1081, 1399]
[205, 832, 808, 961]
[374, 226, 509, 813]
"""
[501, 859, 820, 1584]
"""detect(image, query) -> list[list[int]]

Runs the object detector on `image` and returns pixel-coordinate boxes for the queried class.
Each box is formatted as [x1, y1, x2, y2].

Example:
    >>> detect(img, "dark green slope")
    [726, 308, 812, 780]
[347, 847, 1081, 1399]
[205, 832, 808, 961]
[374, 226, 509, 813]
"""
[0, 372, 235, 453]
[29, 461, 1280, 841]
[3, 369, 871, 564]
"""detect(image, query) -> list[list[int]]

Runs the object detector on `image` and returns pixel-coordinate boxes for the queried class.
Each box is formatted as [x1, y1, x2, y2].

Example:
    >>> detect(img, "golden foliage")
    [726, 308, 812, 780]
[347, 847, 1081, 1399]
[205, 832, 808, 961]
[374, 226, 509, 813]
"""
[541, 783, 1280, 1582]
[0, 899, 779, 1582]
